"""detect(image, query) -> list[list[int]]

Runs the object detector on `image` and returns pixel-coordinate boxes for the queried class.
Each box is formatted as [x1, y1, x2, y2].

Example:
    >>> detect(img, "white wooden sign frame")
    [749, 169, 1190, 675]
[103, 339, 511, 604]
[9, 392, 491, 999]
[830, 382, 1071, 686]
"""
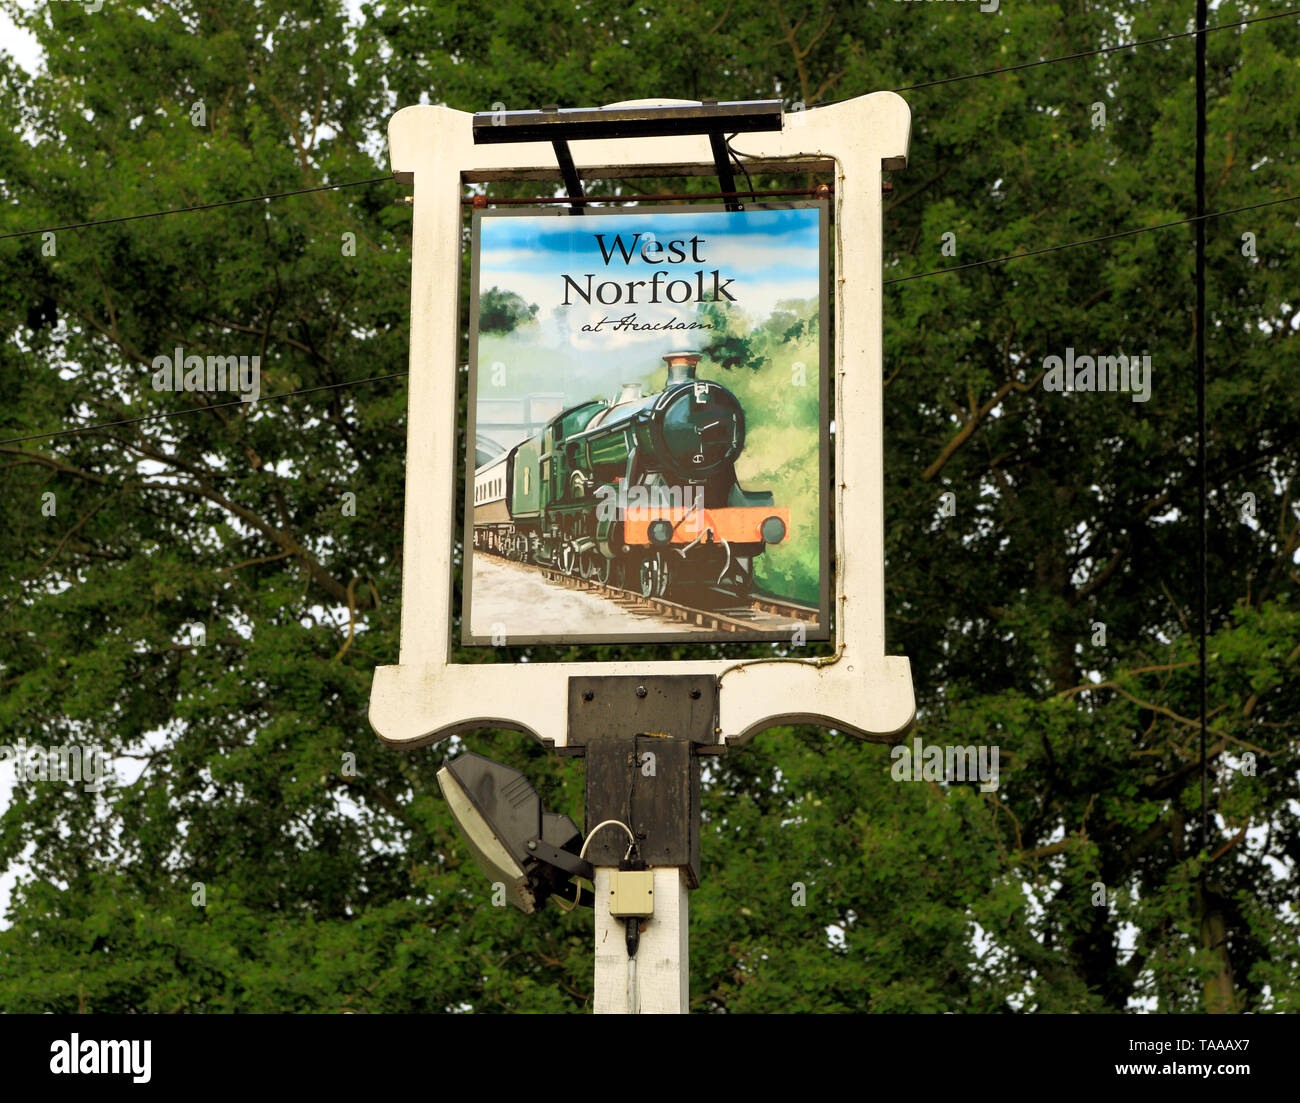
[371, 93, 915, 750]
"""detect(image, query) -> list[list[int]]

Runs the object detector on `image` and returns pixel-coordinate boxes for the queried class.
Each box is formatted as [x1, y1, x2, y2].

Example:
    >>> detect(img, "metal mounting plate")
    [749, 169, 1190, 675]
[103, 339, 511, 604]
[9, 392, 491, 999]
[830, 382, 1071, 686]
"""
[566, 675, 718, 749]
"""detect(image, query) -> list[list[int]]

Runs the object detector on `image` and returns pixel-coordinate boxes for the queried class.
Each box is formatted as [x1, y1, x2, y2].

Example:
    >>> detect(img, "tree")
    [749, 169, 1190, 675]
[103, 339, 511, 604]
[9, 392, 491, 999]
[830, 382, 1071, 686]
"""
[477, 287, 538, 334]
[0, 0, 1296, 1013]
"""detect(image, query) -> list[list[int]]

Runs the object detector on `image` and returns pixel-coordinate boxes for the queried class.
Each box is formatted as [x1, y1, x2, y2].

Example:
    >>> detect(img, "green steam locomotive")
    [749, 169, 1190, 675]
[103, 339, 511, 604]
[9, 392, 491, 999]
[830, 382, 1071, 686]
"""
[472, 351, 789, 601]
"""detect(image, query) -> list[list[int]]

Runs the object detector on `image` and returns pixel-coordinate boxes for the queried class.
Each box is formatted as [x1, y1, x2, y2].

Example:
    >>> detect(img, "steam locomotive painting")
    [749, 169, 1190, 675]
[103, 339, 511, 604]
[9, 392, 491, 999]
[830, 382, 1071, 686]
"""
[472, 350, 789, 602]
[463, 202, 827, 644]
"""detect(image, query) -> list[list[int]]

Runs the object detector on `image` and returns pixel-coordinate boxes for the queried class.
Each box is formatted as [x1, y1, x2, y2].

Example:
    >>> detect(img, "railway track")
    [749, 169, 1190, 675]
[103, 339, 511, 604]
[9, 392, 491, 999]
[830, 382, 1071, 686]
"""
[529, 563, 819, 635]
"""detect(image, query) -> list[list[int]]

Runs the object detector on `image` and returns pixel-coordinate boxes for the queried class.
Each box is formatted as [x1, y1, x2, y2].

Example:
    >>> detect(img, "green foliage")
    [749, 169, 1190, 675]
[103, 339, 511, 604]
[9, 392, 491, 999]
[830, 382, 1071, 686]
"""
[0, 0, 1296, 1015]
[477, 286, 539, 335]
[693, 298, 823, 605]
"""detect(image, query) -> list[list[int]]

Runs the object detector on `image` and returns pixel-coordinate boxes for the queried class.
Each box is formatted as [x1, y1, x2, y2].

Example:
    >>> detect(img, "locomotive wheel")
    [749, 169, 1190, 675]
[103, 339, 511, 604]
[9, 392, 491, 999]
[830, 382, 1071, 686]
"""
[655, 552, 672, 598]
[581, 551, 608, 583]
[640, 553, 673, 598]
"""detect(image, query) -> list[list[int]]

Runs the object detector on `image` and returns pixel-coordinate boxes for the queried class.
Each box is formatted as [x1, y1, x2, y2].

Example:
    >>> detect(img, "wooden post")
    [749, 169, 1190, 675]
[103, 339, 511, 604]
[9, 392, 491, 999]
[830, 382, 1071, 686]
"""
[594, 867, 689, 1014]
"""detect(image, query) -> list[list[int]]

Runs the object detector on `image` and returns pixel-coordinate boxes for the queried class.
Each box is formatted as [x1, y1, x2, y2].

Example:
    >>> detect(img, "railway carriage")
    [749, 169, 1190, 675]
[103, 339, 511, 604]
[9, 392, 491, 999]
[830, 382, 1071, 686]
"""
[471, 453, 513, 555]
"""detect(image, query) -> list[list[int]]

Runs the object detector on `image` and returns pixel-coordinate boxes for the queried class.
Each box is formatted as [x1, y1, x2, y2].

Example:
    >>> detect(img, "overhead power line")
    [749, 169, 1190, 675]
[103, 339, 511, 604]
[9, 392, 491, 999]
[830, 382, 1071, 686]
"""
[1, 10, 1295, 245]
[1195, 0, 1212, 871]
[0, 176, 395, 242]
[4, 192, 1296, 447]
[883, 194, 1300, 284]
[2, 10, 1296, 449]
[0, 372, 408, 447]
[891, 8, 1298, 94]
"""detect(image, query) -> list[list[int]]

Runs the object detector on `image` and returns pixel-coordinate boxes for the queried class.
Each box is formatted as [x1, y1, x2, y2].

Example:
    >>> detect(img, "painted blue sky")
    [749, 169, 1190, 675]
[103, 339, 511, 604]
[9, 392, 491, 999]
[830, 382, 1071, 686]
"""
[474, 206, 821, 359]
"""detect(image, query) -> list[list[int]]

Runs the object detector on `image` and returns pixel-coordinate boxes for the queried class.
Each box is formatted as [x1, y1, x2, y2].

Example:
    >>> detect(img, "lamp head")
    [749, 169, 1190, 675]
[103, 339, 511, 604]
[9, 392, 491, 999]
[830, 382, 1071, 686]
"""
[436, 752, 584, 913]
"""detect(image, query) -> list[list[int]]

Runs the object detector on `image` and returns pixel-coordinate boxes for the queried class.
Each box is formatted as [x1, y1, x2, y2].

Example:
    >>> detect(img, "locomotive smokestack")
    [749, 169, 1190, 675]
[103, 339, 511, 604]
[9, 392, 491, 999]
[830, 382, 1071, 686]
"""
[663, 350, 702, 385]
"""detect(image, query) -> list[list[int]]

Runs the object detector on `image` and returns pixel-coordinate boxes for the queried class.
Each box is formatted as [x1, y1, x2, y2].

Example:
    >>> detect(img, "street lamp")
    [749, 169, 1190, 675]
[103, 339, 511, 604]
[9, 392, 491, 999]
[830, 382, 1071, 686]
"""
[436, 752, 594, 913]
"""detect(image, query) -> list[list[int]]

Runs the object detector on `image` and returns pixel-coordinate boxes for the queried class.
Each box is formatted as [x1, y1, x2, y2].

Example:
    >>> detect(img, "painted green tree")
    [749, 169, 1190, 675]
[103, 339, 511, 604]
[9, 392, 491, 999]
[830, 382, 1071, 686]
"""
[477, 287, 539, 335]
[1, 0, 1296, 1013]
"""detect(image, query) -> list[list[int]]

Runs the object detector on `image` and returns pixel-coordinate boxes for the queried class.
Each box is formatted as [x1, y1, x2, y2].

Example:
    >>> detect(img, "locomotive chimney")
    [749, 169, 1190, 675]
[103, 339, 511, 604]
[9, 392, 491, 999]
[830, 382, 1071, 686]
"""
[663, 350, 702, 385]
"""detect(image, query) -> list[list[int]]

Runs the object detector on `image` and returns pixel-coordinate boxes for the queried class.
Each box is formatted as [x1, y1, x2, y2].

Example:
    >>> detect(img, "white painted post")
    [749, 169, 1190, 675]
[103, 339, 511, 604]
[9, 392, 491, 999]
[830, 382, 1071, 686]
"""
[593, 867, 689, 1014]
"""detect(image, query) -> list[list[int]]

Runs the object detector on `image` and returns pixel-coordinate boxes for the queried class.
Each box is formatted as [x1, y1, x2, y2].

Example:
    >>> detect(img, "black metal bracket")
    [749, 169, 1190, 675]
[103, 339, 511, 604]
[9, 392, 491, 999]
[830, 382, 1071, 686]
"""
[526, 836, 594, 882]
[539, 105, 587, 215]
[471, 99, 783, 215]
[709, 132, 740, 212]
[551, 141, 586, 214]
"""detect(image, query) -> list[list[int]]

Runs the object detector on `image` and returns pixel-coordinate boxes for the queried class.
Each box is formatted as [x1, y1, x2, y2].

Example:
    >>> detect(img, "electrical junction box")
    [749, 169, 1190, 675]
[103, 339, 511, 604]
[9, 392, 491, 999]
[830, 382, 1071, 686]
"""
[609, 870, 655, 918]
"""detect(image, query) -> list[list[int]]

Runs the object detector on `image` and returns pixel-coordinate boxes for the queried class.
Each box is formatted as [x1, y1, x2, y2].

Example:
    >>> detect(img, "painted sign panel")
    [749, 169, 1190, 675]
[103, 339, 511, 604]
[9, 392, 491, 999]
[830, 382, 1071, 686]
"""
[462, 203, 829, 645]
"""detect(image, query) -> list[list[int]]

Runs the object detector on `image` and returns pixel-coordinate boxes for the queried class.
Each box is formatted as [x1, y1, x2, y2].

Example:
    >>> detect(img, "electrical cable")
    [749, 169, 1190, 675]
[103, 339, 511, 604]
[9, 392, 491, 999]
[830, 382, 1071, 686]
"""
[2, 11, 1290, 245]
[552, 876, 583, 913]
[5, 192, 1293, 449]
[0, 176, 395, 242]
[0, 372, 409, 447]
[619, 850, 648, 1013]
[889, 9, 1298, 94]
[578, 818, 636, 861]
[883, 194, 1300, 284]
[725, 134, 757, 202]
[1194, 1, 1211, 869]
[4, 192, 1294, 449]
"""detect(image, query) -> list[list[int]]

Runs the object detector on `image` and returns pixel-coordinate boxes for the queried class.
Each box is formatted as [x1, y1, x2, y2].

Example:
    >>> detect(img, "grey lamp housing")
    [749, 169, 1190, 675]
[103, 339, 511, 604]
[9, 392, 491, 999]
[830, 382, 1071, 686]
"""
[436, 752, 594, 913]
